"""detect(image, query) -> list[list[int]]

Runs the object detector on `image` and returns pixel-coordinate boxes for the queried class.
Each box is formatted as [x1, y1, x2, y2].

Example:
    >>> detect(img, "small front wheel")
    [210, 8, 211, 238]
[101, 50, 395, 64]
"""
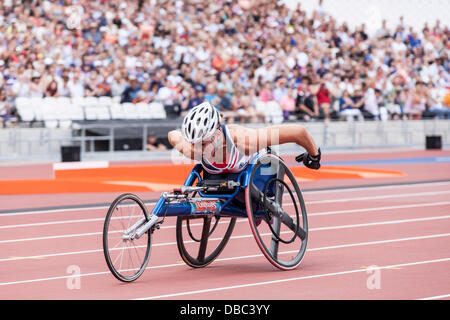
[103, 193, 152, 282]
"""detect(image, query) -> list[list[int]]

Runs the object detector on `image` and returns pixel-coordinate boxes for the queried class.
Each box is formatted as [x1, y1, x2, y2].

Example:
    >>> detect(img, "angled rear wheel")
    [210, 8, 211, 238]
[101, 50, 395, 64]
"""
[176, 215, 236, 268]
[245, 154, 308, 270]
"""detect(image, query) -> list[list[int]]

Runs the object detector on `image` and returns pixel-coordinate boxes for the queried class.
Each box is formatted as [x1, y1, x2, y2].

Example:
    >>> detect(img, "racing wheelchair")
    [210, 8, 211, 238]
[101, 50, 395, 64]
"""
[103, 149, 308, 282]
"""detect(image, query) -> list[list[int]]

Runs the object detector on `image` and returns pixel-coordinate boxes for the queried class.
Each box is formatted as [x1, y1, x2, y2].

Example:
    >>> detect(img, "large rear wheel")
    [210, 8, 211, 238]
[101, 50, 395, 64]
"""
[245, 154, 308, 270]
[176, 215, 236, 268]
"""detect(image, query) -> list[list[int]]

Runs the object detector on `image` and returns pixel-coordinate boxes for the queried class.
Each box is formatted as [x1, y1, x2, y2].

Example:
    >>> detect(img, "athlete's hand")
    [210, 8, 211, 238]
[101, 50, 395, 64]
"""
[296, 148, 321, 170]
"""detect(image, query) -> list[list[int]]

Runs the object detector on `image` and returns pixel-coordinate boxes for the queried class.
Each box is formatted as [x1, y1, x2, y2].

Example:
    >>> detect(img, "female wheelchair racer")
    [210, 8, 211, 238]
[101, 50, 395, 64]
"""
[102, 102, 321, 282]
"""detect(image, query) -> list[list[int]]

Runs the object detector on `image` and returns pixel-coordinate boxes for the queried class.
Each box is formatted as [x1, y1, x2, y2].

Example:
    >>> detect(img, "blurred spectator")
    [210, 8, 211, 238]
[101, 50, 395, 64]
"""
[259, 82, 274, 103]
[44, 79, 59, 97]
[273, 78, 289, 102]
[428, 86, 450, 119]
[204, 83, 219, 106]
[110, 71, 127, 98]
[83, 22, 102, 45]
[135, 81, 152, 103]
[279, 87, 296, 121]
[362, 83, 381, 120]
[29, 71, 44, 98]
[316, 78, 332, 122]
[58, 76, 71, 97]
[254, 56, 277, 84]
[121, 75, 140, 103]
[350, 86, 366, 118]
[0, 0, 448, 125]
[0, 89, 16, 127]
[231, 89, 265, 123]
[443, 91, 450, 107]
[404, 81, 427, 119]
[68, 71, 85, 98]
[146, 133, 167, 151]
[217, 87, 234, 123]
[181, 88, 205, 115]
[339, 89, 364, 121]
[156, 79, 181, 117]
[295, 77, 319, 121]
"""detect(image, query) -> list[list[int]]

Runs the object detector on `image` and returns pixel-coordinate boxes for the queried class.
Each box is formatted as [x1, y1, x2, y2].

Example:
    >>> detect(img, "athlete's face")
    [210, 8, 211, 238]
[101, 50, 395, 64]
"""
[201, 127, 223, 158]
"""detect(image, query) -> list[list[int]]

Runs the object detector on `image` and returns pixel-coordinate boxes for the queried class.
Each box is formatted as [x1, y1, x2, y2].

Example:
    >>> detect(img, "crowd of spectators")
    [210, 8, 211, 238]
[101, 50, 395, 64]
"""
[0, 0, 449, 128]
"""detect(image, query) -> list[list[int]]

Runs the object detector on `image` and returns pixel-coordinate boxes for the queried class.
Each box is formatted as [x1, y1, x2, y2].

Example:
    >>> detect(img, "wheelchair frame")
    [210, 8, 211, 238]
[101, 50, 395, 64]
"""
[103, 151, 308, 282]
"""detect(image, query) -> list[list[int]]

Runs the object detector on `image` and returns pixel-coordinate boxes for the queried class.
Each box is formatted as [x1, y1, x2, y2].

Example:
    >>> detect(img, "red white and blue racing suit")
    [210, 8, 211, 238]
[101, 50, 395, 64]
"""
[201, 124, 258, 174]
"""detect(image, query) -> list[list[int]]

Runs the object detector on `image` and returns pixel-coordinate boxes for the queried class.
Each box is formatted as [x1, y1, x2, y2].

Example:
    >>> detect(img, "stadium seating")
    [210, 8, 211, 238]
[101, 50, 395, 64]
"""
[121, 102, 140, 119]
[110, 103, 126, 120]
[254, 99, 284, 124]
[136, 102, 152, 119]
[14, 97, 169, 127]
[148, 102, 167, 119]
[13, 96, 285, 127]
[15, 97, 35, 122]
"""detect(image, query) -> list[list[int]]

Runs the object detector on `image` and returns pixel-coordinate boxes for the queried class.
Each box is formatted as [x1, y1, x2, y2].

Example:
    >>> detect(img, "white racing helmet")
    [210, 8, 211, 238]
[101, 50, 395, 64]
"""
[181, 101, 221, 144]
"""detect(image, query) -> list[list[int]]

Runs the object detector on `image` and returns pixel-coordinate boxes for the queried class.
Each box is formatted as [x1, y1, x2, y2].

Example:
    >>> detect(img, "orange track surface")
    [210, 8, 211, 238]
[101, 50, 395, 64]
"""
[0, 164, 405, 195]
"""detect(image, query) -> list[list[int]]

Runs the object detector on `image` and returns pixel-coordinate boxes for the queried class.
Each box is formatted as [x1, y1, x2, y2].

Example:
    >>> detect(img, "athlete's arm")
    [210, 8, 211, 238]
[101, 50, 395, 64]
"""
[227, 124, 319, 157]
[168, 130, 202, 161]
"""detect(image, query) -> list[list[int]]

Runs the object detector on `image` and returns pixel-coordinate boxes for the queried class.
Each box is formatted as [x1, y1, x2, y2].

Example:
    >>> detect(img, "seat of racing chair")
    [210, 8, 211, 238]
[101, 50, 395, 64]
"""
[197, 172, 242, 195]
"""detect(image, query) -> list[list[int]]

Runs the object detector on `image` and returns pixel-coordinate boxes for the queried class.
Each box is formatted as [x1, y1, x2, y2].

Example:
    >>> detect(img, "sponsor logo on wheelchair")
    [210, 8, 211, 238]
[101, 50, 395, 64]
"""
[190, 200, 220, 214]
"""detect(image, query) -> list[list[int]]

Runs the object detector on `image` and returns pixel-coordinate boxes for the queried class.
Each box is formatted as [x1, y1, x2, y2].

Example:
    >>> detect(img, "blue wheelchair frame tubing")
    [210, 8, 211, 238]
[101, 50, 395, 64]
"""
[151, 163, 259, 219]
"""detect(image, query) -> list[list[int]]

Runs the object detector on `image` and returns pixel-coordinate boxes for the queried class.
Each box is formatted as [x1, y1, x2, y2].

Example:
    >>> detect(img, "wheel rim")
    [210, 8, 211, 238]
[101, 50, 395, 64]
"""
[245, 154, 308, 270]
[103, 193, 152, 282]
[176, 169, 236, 268]
[262, 177, 300, 245]
[176, 215, 236, 268]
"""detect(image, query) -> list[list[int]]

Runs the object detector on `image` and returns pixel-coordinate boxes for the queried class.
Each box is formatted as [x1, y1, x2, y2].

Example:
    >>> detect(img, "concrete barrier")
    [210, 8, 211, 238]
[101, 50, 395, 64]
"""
[0, 119, 448, 162]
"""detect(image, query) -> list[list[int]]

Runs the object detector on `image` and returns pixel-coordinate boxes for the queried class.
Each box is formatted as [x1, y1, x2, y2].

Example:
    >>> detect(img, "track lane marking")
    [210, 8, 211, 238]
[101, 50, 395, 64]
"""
[1, 180, 450, 217]
[1, 207, 449, 245]
[1, 193, 449, 230]
[418, 293, 450, 300]
[134, 258, 450, 299]
[2, 229, 449, 263]
[0, 233, 449, 286]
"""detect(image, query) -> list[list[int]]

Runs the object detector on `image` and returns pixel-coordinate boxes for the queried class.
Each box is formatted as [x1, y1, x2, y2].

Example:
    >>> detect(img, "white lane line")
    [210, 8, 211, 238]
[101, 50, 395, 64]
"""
[0, 231, 101, 244]
[1, 192, 449, 231]
[1, 180, 449, 217]
[303, 181, 450, 195]
[0, 206, 107, 217]
[418, 293, 450, 300]
[0, 232, 449, 286]
[310, 215, 450, 230]
[307, 190, 450, 205]
[308, 200, 450, 217]
[0, 217, 106, 229]
[1, 229, 449, 263]
[134, 258, 450, 300]
[53, 161, 109, 171]
[1, 201, 449, 244]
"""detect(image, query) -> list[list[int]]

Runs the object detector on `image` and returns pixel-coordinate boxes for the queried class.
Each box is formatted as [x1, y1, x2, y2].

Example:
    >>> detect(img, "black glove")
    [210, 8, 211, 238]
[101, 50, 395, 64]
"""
[295, 148, 321, 170]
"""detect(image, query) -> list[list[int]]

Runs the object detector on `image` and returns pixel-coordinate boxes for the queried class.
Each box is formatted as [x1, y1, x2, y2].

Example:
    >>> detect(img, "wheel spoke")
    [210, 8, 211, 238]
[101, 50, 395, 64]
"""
[176, 215, 236, 268]
[197, 216, 212, 262]
[269, 169, 285, 258]
[280, 211, 306, 240]
[103, 194, 151, 282]
[246, 154, 308, 270]
[270, 216, 281, 258]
